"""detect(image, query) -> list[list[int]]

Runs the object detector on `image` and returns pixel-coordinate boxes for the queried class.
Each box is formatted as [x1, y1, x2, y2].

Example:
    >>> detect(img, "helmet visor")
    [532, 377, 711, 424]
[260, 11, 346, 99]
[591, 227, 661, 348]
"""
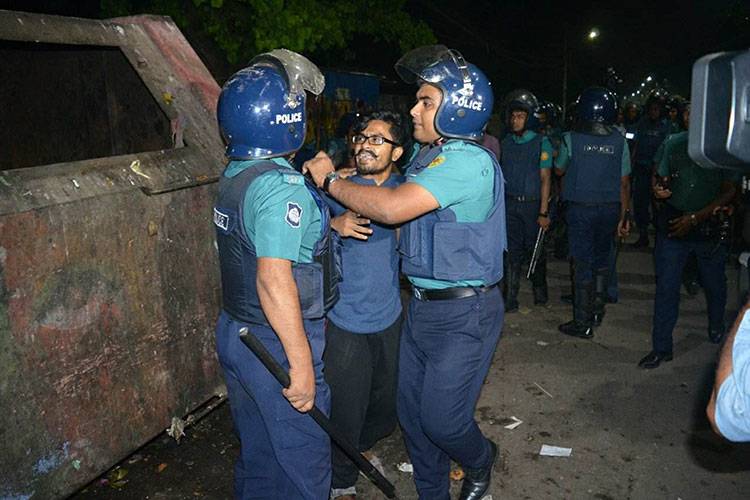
[250, 48, 325, 97]
[395, 45, 472, 92]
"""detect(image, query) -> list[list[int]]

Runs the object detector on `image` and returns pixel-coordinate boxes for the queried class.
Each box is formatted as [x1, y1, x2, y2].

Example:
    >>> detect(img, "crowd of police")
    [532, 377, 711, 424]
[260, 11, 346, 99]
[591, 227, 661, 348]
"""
[210, 44, 740, 500]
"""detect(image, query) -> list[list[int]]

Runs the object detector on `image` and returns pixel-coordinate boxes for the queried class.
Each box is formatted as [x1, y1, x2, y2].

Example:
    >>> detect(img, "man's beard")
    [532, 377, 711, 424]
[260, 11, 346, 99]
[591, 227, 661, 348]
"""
[355, 150, 390, 175]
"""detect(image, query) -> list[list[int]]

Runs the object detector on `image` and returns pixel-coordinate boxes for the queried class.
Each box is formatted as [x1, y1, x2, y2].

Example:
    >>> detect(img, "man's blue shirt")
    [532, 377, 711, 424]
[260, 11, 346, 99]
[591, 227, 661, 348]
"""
[325, 173, 404, 333]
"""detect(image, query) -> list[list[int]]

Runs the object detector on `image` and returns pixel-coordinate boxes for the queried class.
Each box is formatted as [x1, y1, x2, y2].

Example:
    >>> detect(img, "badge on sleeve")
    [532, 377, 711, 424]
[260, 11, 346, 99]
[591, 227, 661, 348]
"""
[540, 151, 550, 162]
[285, 201, 303, 228]
[428, 155, 445, 168]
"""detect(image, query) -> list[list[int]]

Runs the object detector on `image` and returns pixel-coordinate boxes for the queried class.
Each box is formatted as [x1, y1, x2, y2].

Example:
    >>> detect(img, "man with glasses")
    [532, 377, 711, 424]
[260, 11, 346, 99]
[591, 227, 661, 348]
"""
[305, 45, 506, 500]
[323, 112, 407, 500]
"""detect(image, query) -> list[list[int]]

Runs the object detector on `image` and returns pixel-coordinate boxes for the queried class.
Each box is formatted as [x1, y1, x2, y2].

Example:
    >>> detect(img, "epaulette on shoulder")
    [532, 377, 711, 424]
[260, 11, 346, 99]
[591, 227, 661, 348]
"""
[281, 172, 304, 185]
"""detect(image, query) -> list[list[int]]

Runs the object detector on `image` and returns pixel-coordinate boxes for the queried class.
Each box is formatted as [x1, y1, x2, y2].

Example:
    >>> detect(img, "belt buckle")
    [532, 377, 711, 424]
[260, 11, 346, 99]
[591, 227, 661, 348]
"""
[413, 287, 425, 301]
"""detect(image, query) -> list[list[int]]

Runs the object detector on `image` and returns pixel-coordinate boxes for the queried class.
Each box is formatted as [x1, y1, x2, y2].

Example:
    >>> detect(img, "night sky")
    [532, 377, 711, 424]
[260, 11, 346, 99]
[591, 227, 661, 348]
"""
[3, 0, 750, 105]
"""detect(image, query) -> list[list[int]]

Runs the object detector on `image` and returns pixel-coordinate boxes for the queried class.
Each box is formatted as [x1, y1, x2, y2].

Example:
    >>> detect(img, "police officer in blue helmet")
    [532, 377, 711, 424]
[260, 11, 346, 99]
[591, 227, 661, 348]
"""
[304, 44, 506, 500]
[554, 87, 631, 339]
[500, 89, 554, 311]
[214, 49, 340, 499]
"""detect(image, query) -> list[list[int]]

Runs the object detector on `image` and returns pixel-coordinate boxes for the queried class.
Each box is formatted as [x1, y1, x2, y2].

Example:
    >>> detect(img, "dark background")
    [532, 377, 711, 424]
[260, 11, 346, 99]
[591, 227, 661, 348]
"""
[2, 0, 749, 103]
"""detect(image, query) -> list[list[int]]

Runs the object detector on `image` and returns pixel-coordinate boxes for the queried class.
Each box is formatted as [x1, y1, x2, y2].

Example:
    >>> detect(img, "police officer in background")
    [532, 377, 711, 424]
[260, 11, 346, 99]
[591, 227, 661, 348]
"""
[631, 90, 677, 248]
[213, 50, 340, 499]
[305, 44, 506, 500]
[555, 87, 631, 339]
[638, 102, 739, 369]
[500, 90, 554, 310]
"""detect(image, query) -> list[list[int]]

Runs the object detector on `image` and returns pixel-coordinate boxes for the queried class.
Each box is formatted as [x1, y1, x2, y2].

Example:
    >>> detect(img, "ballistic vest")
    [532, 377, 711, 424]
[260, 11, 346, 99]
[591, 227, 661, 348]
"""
[634, 118, 671, 164]
[398, 141, 507, 286]
[501, 133, 542, 198]
[562, 131, 623, 203]
[214, 161, 340, 325]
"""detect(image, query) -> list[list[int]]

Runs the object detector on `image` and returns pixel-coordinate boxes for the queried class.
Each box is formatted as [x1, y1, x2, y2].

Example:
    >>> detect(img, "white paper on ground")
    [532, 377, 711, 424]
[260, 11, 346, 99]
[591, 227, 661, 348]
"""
[504, 416, 523, 430]
[397, 462, 413, 473]
[539, 445, 572, 457]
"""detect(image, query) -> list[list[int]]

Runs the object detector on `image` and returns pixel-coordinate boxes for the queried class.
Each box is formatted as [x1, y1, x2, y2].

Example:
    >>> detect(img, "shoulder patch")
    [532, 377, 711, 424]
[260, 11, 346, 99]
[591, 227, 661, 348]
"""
[540, 151, 550, 162]
[285, 201, 303, 228]
[428, 155, 445, 168]
[282, 173, 304, 185]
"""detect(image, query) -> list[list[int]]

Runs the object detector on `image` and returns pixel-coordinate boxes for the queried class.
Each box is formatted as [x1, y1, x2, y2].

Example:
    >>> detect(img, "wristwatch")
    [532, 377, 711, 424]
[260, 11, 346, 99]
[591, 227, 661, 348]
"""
[323, 171, 341, 193]
[689, 213, 698, 226]
[538, 212, 550, 218]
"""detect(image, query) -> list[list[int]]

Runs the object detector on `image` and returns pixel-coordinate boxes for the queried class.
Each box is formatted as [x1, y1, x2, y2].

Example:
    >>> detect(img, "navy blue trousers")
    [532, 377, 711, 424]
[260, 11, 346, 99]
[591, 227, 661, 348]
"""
[215, 311, 331, 500]
[506, 198, 542, 265]
[397, 287, 504, 500]
[566, 203, 620, 283]
[632, 162, 653, 233]
[652, 234, 728, 353]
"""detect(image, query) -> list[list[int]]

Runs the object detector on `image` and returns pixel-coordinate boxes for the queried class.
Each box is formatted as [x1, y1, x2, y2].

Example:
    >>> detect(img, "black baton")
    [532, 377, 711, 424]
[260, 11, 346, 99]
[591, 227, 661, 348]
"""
[238, 327, 397, 499]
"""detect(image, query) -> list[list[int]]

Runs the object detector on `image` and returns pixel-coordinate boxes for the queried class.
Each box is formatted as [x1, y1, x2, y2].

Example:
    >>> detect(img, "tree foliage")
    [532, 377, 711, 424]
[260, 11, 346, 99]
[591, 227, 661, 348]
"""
[101, 0, 436, 64]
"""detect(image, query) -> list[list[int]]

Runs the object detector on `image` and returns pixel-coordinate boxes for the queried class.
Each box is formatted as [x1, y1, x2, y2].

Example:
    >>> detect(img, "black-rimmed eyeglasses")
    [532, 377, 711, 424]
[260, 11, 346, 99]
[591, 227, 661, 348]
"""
[352, 134, 399, 147]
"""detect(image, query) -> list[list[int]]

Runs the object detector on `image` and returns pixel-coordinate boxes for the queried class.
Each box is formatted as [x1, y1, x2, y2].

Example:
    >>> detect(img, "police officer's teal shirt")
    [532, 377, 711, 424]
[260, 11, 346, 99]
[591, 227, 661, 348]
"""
[224, 158, 321, 264]
[406, 140, 496, 290]
[555, 131, 632, 176]
[511, 129, 554, 169]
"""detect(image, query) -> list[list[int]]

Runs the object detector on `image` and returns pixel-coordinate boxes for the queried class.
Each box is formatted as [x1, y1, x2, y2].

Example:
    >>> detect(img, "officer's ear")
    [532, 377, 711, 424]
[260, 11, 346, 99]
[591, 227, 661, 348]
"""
[391, 145, 404, 163]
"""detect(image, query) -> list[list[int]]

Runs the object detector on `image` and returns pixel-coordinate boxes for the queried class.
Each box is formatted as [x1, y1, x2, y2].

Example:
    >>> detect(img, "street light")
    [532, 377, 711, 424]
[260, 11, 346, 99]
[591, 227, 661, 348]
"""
[646, 75, 653, 82]
[562, 27, 600, 119]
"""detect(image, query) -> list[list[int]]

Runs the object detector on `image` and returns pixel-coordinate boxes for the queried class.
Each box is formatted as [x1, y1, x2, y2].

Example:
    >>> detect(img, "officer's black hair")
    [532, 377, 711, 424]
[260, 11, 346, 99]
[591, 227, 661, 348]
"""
[355, 111, 410, 149]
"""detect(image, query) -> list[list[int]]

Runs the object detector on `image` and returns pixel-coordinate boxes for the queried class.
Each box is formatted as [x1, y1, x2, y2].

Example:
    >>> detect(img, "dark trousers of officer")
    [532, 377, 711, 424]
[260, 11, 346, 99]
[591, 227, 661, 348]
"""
[506, 198, 546, 283]
[607, 239, 619, 301]
[397, 287, 503, 500]
[215, 311, 331, 500]
[567, 203, 621, 283]
[632, 162, 653, 234]
[652, 234, 728, 353]
[324, 317, 401, 490]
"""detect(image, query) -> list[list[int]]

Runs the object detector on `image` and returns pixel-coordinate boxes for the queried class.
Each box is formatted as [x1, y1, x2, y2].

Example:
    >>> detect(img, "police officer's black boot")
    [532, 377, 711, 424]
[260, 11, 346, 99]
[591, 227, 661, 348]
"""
[559, 279, 594, 339]
[592, 269, 609, 327]
[530, 255, 548, 306]
[458, 439, 498, 500]
[504, 263, 521, 312]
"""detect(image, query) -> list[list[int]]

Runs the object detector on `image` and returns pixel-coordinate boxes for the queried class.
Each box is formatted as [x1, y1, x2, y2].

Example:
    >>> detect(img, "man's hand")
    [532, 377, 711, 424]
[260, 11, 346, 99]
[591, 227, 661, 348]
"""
[302, 151, 335, 189]
[617, 218, 631, 239]
[653, 179, 672, 199]
[337, 166, 357, 179]
[668, 215, 693, 238]
[537, 215, 551, 231]
[283, 362, 316, 412]
[331, 210, 372, 240]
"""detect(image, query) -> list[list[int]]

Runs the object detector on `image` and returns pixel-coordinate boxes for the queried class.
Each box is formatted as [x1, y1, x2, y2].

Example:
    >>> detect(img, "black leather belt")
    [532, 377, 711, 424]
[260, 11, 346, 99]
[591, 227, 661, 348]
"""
[506, 195, 540, 202]
[568, 201, 620, 207]
[411, 284, 496, 302]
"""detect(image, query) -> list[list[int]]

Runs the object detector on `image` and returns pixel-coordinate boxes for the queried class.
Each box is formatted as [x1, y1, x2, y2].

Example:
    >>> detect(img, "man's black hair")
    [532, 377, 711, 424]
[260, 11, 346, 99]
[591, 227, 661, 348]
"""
[355, 111, 410, 149]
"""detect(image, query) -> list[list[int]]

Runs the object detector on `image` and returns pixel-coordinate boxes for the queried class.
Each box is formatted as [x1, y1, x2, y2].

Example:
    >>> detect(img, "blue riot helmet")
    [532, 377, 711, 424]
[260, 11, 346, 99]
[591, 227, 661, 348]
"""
[217, 49, 325, 159]
[576, 86, 617, 124]
[395, 45, 493, 141]
[503, 89, 540, 131]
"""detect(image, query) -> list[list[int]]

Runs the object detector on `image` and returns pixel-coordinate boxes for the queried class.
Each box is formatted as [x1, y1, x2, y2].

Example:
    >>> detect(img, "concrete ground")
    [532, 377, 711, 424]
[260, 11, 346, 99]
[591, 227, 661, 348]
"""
[70, 239, 750, 500]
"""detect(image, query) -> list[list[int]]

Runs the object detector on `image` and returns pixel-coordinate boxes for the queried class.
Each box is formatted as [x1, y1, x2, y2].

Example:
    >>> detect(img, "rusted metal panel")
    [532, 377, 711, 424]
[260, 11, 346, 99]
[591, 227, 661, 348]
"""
[0, 11, 226, 499]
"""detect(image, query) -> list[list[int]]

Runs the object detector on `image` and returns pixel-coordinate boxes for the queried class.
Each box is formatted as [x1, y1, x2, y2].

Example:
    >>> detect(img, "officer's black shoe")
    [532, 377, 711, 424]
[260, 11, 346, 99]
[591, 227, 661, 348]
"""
[505, 300, 519, 313]
[709, 326, 726, 344]
[533, 286, 548, 306]
[685, 280, 701, 296]
[558, 320, 593, 339]
[458, 439, 498, 500]
[637, 350, 673, 369]
[561, 294, 573, 305]
[631, 233, 649, 248]
[605, 295, 618, 304]
[592, 312, 605, 327]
